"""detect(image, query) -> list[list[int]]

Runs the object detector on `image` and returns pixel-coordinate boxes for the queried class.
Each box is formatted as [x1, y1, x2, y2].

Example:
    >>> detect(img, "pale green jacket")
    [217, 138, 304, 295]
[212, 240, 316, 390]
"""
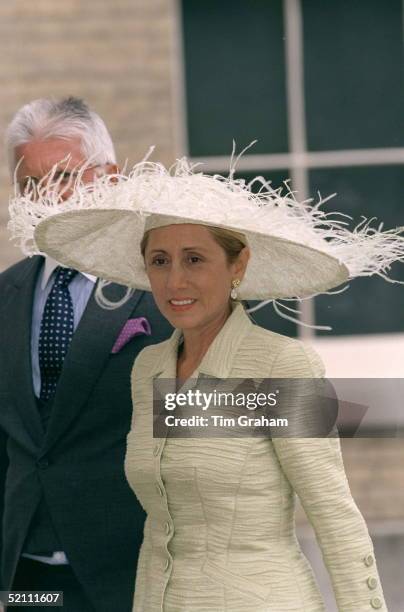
[125, 303, 386, 611]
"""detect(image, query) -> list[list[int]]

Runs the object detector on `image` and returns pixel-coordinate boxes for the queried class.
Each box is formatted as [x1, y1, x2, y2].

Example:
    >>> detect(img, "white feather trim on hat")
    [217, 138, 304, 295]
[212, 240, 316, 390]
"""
[8, 156, 404, 303]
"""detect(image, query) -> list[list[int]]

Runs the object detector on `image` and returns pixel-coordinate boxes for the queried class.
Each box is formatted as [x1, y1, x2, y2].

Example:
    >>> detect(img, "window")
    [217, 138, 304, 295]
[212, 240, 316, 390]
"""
[180, 0, 404, 337]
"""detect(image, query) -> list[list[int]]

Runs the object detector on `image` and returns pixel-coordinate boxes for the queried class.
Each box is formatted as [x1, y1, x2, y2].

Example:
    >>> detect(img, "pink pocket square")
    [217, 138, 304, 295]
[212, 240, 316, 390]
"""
[111, 317, 151, 354]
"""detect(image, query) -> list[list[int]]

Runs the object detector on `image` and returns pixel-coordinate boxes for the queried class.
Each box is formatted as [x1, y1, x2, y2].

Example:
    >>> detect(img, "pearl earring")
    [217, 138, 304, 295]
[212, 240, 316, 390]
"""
[230, 279, 241, 300]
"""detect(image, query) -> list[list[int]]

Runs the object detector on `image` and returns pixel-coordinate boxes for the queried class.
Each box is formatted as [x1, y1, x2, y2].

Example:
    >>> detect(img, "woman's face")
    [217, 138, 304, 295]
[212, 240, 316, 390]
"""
[144, 224, 249, 331]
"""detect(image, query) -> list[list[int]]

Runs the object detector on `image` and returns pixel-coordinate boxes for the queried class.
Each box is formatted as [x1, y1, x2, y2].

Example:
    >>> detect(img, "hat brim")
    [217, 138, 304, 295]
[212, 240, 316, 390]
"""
[34, 209, 349, 300]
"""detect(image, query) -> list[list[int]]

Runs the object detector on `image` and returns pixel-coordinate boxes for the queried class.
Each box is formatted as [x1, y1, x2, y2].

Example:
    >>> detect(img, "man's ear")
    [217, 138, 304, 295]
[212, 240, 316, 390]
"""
[94, 163, 120, 183]
[104, 163, 120, 175]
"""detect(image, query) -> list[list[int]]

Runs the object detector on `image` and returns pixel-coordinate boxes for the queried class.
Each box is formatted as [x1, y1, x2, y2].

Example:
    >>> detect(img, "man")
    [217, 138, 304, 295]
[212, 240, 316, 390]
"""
[0, 97, 172, 611]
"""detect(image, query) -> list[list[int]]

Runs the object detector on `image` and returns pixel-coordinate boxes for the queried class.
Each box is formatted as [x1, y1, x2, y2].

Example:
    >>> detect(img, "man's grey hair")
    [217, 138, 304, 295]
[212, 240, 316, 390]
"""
[5, 96, 117, 177]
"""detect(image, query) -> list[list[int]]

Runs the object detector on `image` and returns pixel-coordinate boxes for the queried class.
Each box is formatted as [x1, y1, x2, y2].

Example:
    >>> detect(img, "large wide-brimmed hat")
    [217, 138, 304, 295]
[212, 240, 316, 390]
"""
[8, 157, 404, 300]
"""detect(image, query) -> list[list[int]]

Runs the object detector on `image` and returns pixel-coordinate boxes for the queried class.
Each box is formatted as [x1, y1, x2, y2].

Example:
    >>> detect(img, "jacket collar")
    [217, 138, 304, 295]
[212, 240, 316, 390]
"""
[152, 302, 254, 379]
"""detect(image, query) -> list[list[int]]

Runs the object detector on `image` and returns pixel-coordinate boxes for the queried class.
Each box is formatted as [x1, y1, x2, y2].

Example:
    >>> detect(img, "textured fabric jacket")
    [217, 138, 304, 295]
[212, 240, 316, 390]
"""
[125, 303, 386, 612]
[0, 256, 173, 611]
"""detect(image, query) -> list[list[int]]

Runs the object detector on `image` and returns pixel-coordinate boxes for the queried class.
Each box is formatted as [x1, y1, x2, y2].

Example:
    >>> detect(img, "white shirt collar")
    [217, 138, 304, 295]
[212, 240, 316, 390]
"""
[41, 256, 97, 290]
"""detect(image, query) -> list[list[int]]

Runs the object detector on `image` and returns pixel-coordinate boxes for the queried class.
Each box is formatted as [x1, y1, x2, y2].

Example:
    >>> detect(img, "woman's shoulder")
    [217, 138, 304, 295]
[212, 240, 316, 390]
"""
[242, 322, 325, 378]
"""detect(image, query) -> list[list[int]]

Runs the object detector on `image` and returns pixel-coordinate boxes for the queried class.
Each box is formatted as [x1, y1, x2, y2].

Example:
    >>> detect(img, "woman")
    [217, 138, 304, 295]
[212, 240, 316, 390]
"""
[16, 158, 399, 611]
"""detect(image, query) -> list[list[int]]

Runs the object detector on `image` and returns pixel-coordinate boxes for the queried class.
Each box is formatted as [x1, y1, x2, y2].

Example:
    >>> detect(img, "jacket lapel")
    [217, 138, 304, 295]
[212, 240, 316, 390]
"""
[151, 303, 253, 380]
[151, 304, 254, 446]
[197, 303, 253, 377]
[0, 257, 44, 449]
[42, 284, 143, 453]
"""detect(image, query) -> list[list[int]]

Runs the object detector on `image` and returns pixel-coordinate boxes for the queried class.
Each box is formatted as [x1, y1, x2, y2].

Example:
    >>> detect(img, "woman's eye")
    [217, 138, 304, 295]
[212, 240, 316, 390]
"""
[188, 255, 202, 264]
[151, 257, 168, 266]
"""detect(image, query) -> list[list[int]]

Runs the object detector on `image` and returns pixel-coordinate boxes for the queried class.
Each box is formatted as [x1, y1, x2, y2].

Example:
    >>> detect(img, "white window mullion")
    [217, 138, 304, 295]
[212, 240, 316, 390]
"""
[171, 0, 189, 158]
[284, 0, 314, 337]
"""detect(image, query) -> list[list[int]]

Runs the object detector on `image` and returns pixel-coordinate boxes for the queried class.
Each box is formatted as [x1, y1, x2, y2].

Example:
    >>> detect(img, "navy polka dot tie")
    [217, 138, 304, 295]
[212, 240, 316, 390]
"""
[38, 267, 78, 401]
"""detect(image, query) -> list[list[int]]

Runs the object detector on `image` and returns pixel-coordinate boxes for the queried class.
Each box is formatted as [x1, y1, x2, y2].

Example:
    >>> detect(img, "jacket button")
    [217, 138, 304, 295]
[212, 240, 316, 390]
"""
[370, 597, 383, 609]
[363, 553, 374, 567]
[367, 577, 378, 590]
[164, 521, 171, 535]
[37, 458, 50, 469]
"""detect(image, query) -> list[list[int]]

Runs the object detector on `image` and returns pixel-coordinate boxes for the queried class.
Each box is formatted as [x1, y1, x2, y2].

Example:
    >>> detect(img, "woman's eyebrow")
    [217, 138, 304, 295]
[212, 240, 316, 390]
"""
[182, 246, 208, 252]
[148, 246, 208, 254]
[148, 249, 169, 255]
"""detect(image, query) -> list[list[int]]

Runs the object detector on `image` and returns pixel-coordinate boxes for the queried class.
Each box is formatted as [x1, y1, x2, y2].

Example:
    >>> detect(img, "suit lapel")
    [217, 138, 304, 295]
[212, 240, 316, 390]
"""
[42, 284, 143, 452]
[1, 257, 44, 449]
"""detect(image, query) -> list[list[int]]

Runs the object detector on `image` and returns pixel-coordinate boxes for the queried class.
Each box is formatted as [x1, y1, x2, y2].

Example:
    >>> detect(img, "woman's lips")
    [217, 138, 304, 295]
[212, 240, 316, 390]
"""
[168, 298, 196, 312]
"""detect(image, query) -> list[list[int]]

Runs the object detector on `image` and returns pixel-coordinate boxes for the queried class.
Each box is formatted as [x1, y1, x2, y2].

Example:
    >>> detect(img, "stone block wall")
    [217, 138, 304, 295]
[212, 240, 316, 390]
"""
[0, 0, 178, 269]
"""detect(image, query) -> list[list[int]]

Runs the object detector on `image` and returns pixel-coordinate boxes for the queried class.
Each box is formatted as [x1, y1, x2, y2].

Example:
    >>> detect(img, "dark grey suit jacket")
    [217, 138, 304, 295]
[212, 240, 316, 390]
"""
[0, 256, 173, 611]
